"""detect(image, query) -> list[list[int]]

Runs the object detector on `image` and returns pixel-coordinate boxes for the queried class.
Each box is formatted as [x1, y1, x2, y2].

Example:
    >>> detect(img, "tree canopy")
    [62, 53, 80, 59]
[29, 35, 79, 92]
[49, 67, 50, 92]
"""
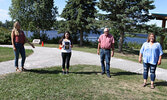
[9, 0, 58, 32]
[61, 0, 97, 46]
[98, 0, 155, 52]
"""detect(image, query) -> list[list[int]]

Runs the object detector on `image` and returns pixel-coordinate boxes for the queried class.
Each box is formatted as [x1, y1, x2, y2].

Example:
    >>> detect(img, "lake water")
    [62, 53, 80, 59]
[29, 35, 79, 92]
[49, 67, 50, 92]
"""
[25, 30, 147, 44]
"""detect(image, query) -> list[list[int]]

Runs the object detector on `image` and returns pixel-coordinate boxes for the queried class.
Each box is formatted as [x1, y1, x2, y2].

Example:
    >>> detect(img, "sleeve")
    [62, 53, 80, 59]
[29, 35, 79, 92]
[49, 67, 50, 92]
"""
[98, 35, 101, 43]
[111, 36, 115, 43]
[140, 43, 145, 54]
[158, 43, 163, 56]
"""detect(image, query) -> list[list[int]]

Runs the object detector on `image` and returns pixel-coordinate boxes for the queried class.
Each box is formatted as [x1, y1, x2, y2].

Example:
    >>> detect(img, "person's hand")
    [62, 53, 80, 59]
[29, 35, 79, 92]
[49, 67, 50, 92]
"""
[139, 57, 142, 63]
[158, 60, 161, 65]
[13, 47, 16, 51]
[97, 50, 100, 55]
[111, 51, 114, 57]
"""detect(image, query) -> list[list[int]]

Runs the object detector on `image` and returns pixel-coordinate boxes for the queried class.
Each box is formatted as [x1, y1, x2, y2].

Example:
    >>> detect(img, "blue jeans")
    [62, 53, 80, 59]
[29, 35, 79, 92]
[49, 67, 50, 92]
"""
[14, 43, 26, 67]
[143, 63, 157, 81]
[100, 49, 111, 74]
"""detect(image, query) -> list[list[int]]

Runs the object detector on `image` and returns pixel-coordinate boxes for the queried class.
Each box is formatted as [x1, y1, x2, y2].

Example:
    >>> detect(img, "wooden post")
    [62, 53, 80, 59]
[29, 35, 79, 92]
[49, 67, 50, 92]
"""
[160, 19, 166, 49]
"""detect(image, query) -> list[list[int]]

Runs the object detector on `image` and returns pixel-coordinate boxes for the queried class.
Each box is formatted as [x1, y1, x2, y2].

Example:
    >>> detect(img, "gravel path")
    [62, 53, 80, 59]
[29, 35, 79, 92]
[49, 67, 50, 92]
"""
[0, 45, 167, 81]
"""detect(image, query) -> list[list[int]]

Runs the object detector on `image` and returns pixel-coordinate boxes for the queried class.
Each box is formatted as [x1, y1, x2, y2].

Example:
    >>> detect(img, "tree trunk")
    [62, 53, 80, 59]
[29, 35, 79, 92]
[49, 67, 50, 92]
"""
[118, 31, 124, 53]
[80, 30, 83, 46]
[160, 35, 165, 49]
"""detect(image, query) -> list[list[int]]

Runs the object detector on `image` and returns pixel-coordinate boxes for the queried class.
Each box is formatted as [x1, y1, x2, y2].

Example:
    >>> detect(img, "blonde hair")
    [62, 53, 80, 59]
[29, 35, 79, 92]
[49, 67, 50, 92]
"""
[12, 21, 21, 35]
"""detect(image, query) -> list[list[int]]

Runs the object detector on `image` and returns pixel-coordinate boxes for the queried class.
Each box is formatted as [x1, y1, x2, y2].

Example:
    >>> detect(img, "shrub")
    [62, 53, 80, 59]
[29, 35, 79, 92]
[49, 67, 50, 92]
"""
[0, 27, 11, 44]
[125, 42, 142, 49]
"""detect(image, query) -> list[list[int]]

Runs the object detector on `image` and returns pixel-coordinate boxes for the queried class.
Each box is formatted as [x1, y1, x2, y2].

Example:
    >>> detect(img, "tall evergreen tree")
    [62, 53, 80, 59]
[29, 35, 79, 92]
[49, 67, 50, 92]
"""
[98, 0, 155, 52]
[61, 0, 97, 46]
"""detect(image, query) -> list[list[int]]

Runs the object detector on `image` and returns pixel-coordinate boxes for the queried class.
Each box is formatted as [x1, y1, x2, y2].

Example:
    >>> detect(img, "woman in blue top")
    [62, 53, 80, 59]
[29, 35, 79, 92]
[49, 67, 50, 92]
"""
[139, 33, 163, 89]
[59, 31, 73, 74]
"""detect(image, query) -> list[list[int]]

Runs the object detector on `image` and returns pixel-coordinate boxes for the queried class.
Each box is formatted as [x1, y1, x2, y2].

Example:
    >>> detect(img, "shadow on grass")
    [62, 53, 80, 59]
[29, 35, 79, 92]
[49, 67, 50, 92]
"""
[70, 71, 100, 75]
[25, 69, 62, 74]
[112, 71, 141, 76]
[155, 81, 167, 87]
[25, 69, 100, 75]
[25, 69, 141, 76]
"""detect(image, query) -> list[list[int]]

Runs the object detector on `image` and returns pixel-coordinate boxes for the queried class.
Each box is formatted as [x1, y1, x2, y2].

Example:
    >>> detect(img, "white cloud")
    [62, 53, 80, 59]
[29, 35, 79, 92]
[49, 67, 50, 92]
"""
[0, 9, 11, 23]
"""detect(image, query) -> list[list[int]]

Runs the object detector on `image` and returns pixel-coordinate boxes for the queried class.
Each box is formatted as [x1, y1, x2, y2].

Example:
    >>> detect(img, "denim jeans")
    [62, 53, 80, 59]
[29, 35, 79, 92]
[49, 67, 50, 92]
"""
[143, 63, 157, 81]
[14, 43, 26, 67]
[61, 52, 71, 69]
[100, 49, 111, 74]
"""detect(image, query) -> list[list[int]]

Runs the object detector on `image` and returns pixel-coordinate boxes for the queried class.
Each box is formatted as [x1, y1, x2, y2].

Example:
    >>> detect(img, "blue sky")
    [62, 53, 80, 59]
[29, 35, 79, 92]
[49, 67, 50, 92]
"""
[0, 0, 166, 27]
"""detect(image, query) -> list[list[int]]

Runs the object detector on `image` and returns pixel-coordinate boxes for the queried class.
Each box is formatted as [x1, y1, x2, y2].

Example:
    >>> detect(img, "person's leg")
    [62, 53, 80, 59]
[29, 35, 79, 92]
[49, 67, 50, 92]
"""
[66, 53, 71, 74]
[150, 64, 157, 89]
[20, 45, 26, 70]
[143, 63, 149, 86]
[100, 49, 105, 74]
[61, 53, 66, 74]
[14, 43, 20, 71]
[105, 49, 111, 77]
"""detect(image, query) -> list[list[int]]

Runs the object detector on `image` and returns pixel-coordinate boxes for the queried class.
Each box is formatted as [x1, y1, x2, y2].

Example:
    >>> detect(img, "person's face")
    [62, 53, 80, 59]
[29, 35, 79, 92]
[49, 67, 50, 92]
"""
[104, 31, 109, 36]
[149, 34, 155, 42]
[65, 33, 69, 39]
[16, 23, 20, 29]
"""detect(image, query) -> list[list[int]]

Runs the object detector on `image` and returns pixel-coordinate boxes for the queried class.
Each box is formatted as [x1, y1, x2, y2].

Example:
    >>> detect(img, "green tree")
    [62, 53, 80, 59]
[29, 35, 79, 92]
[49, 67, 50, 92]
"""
[98, 0, 155, 52]
[61, 0, 97, 46]
[9, 0, 58, 40]
[0, 21, 2, 27]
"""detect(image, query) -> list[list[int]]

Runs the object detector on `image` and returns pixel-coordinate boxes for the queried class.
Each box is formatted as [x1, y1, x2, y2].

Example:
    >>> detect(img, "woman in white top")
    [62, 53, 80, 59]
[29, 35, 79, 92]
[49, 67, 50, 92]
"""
[59, 31, 73, 74]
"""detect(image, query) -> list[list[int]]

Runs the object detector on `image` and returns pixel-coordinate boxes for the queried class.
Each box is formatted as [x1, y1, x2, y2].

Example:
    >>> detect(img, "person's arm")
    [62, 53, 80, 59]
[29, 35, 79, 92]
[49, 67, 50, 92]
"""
[157, 56, 162, 65]
[111, 43, 114, 57]
[71, 44, 73, 48]
[139, 53, 142, 63]
[97, 43, 100, 55]
[11, 31, 16, 51]
[25, 37, 35, 48]
[157, 43, 163, 65]
[70, 41, 73, 48]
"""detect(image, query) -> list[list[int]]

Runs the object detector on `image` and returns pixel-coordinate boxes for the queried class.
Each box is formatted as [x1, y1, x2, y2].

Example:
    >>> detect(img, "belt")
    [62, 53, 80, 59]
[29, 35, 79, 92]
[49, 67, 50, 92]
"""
[101, 48, 111, 50]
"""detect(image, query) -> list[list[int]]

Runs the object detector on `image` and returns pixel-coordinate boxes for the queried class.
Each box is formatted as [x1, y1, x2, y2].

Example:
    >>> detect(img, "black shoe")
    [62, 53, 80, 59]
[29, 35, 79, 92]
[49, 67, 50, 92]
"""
[107, 73, 111, 78]
[101, 72, 105, 75]
[66, 71, 69, 74]
[62, 71, 65, 74]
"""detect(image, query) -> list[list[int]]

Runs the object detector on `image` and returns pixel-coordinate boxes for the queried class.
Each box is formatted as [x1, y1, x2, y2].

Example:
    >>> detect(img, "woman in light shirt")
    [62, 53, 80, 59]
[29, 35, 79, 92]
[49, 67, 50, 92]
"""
[139, 33, 163, 89]
[59, 31, 73, 74]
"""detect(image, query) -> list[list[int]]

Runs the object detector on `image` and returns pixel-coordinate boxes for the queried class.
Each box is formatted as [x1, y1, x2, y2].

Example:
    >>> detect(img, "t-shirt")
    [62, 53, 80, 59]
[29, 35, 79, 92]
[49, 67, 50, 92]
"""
[140, 42, 163, 65]
[61, 39, 72, 53]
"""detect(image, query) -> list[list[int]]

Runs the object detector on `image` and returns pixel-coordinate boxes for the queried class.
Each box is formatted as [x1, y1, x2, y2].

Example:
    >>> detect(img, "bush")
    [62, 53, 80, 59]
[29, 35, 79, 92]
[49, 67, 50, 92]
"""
[157, 36, 167, 50]
[124, 42, 142, 49]
[0, 27, 11, 44]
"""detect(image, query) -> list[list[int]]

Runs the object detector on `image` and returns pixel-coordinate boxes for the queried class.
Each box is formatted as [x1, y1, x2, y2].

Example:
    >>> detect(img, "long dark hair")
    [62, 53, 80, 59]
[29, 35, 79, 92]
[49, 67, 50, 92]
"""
[59, 31, 73, 44]
[147, 33, 156, 43]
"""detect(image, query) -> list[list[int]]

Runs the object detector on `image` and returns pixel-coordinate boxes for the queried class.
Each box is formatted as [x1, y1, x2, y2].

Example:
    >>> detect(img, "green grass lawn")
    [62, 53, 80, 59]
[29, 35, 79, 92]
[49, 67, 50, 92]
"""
[0, 47, 33, 62]
[31, 43, 167, 69]
[0, 65, 167, 99]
